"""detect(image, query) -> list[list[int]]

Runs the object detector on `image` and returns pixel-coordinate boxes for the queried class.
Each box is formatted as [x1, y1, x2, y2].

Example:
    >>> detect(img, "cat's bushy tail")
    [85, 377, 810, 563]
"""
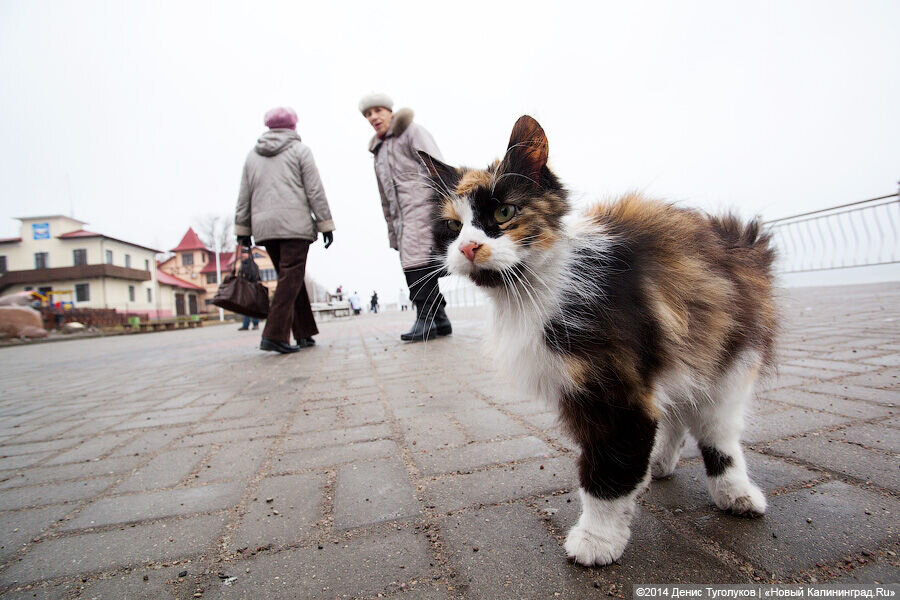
[709, 213, 777, 271]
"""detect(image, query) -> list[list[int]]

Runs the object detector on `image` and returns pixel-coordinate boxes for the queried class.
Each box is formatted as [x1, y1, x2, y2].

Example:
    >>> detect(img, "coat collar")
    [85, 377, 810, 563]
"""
[368, 108, 414, 153]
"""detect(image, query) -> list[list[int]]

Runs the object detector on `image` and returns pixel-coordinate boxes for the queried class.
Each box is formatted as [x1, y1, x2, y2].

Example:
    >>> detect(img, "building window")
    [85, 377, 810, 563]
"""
[182, 253, 193, 266]
[144, 259, 150, 271]
[260, 268, 276, 281]
[206, 273, 218, 284]
[204, 298, 213, 306]
[125, 254, 131, 268]
[73, 248, 87, 266]
[146, 288, 152, 302]
[105, 249, 113, 264]
[75, 283, 90, 302]
[128, 285, 135, 302]
[0, 256, 6, 274]
[34, 252, 48, 269]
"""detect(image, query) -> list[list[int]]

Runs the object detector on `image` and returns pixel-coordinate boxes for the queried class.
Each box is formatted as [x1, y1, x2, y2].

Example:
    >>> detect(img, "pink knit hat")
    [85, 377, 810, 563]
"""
[264, 106, 298, 130]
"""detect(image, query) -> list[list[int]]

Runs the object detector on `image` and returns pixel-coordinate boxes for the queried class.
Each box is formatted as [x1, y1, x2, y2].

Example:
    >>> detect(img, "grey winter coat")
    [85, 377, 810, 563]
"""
[235, 129, 335, 243]
[369, 108, 442, 269]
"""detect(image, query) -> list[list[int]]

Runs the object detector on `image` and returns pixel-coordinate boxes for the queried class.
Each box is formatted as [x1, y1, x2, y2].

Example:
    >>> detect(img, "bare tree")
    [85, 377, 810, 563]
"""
[194, 214, 235, 254]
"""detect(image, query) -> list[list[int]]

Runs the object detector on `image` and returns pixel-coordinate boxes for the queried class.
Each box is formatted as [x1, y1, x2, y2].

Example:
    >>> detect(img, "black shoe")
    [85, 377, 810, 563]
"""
[299, 337, 316, 347]
[433, 306, 452, 336]
[400, 314, 437, 342]
[260, 337, 300, 354]
[251, 325, 259, 330]
[237, 327, 249, 331]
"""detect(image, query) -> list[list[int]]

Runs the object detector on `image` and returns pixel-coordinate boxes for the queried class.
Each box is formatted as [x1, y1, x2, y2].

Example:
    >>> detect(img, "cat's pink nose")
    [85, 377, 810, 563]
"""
[460, 242, 481, 262]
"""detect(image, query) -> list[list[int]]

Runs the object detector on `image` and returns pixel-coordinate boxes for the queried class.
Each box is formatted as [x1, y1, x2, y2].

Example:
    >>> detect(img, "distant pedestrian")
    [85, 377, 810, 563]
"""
[370, 291, 379, 314]
[235, 106, 335, 354]
[238, 315, 259, 330]
[360, 93, 451, 341]
[235, 248, 262, 332]
[349, 291, 362, 315]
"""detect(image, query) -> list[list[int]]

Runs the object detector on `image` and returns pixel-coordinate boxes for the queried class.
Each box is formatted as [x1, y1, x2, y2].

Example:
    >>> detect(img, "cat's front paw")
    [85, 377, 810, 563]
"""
[650, 457, 677, 479]
[564, 524, 629, 566]
[711, 480, 767, 517]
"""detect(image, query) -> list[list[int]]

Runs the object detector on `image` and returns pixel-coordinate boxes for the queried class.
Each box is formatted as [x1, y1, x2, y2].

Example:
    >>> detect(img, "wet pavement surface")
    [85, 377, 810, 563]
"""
[0, 283, 897, 598]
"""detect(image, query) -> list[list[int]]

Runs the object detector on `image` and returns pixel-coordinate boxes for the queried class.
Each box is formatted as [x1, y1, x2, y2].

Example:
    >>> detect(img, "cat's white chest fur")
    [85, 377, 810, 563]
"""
[482, 236, 586, 408]
[487, 286, 570, 408]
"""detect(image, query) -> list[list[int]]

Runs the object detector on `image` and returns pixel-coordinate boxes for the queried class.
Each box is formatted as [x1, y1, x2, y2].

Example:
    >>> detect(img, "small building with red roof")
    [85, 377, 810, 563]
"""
[154, 268, 206, 317]
[158, 227, 277, 314]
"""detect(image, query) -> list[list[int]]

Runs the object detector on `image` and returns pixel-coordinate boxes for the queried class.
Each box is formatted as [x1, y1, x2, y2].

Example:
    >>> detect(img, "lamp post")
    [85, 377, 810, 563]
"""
[213, 219, 225, 322]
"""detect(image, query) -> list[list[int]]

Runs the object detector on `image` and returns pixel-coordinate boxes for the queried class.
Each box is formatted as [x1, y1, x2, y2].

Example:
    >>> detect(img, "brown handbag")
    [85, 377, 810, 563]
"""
[211, 248, 270, 319]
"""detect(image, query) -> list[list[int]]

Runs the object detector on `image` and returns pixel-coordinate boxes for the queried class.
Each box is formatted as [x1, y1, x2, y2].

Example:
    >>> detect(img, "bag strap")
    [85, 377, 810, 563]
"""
[237, 246, 258, 266]
[230, 251, 242, 276]
[235, 246, 261, 280]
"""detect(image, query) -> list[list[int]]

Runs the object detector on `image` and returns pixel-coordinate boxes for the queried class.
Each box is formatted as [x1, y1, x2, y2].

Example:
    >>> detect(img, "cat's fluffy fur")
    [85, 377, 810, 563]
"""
[420, 116, 777, 566]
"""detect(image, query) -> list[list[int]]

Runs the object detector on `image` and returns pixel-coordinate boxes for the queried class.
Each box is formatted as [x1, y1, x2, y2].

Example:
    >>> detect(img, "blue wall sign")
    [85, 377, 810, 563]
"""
[32, 223, 50, 240]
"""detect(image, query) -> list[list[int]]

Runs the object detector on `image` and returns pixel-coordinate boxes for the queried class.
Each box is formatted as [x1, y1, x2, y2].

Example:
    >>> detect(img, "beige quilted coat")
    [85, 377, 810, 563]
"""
[235, 130, 335, 243]
[369, 109, 442, 269]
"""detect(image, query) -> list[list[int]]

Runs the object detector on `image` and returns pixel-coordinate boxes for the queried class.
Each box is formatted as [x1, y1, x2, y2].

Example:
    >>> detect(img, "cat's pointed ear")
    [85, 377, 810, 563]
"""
[417, 151, 456, 192]
[501, 115, 549, 182]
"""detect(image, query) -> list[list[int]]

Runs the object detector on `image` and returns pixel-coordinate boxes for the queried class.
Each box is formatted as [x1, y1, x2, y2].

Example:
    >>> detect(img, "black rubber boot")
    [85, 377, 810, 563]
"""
[400, 307, 438, 342]
[402, 263, 450, 341]
[433, 306, 452, 336]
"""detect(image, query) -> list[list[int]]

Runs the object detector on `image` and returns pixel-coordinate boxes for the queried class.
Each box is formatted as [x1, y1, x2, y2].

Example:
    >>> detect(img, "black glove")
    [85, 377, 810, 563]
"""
[323, 231, 334, 249]
[237, 235, 252, 248]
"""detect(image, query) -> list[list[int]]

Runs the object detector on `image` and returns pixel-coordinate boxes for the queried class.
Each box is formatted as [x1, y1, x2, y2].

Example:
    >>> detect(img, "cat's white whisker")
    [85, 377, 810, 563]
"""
[405, 266, 445, 289]
[492, 171, 539, 191]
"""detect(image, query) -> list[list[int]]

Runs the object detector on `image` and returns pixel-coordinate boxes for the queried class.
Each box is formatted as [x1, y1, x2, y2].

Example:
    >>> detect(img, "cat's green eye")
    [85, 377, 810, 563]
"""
[494, 204, 517, 224]
[447, 220, 462, 232]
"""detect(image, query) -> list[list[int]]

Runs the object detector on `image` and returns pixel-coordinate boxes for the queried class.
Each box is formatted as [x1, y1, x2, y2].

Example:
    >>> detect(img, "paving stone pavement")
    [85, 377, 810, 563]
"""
[0, 283, 897, 598]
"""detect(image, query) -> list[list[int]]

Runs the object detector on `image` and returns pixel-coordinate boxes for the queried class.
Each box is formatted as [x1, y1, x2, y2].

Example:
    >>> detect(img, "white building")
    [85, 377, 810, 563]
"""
[0, 215, 201, 318]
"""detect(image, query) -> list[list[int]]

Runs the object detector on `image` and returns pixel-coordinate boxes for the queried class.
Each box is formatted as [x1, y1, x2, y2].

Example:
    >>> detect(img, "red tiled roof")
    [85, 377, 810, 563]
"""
[200, 251, 236, 274]
[156, 269, 205, 291]
[56, 230, 161, 253]
[170, 227, 207, 252]
[58, 229, 101, 238]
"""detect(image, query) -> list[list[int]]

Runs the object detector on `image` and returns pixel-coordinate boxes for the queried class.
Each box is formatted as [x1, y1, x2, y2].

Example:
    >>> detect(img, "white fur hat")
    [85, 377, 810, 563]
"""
[358, 92, 394, 114]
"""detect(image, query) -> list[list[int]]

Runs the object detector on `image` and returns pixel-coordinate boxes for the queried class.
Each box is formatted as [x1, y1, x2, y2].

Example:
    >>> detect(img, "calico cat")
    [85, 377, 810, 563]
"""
[418, 116, 777, 566]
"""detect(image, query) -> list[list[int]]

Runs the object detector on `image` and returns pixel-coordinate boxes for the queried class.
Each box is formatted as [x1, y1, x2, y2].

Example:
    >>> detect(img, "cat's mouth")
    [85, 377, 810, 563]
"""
[448, 252, 510, 288]
[468, 267, 506, 288]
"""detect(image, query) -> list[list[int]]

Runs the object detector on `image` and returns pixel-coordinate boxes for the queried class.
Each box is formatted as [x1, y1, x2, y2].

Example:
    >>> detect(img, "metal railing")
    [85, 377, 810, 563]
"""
[763, 190, 899, 273]
[441, 278, 488, 308]
[433, 189, 899, 298]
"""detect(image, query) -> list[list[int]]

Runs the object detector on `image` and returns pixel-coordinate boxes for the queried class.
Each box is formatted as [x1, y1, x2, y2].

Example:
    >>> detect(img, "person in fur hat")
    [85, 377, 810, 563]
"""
[359, 93, 451, 341]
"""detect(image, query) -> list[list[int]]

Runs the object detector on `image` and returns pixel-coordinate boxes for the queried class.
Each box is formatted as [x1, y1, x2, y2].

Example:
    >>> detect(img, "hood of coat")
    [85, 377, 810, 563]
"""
[369, 108, 414, 153]
[256, 129, 302, 157]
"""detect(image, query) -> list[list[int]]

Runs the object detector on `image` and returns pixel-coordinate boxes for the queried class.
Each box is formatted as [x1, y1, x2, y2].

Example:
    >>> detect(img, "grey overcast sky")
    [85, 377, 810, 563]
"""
[1, 0, 898, 296]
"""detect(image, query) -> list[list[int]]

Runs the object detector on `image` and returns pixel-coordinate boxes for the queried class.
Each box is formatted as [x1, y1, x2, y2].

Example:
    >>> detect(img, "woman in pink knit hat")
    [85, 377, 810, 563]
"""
[234, 106, 336, 354]
[263, 107, 298, 129]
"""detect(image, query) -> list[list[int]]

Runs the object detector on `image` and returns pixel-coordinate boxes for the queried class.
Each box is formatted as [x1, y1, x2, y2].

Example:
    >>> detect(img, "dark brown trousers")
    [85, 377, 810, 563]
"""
[262, 239, 318, 344]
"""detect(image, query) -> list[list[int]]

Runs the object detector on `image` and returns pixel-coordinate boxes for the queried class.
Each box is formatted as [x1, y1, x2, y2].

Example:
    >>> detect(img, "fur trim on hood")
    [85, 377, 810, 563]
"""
[369, 108, 414, 153]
